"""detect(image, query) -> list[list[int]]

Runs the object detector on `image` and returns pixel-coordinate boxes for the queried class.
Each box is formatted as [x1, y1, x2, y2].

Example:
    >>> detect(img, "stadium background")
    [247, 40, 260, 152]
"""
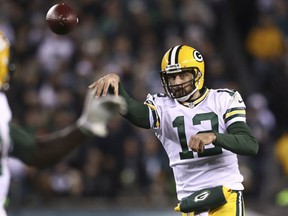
[1, 0, 288, 215]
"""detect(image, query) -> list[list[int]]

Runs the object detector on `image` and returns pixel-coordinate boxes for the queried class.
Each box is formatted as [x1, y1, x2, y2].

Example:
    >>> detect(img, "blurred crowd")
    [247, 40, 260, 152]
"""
[1, 0, 288, 213]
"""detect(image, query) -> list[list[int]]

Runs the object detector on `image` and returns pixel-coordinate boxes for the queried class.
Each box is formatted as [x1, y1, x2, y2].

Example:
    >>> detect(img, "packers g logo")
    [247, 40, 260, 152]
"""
[194, 190, 210, 202]
[193, 50, 203, 62]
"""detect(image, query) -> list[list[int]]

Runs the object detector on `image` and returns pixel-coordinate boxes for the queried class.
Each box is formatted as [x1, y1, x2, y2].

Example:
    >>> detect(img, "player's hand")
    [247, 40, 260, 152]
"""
[89, 73, 120, 98]
[77, 89, 127, 137]
[188, 132, 216, 153]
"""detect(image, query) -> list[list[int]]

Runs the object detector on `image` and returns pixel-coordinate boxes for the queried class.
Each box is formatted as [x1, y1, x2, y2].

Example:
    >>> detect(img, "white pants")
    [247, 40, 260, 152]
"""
[196, 212, 208, 216]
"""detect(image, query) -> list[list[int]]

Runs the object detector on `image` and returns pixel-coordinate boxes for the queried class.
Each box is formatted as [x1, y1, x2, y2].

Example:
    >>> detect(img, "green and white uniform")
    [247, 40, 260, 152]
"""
[145, 87, 246, 200]
[0, 92, 11, 216]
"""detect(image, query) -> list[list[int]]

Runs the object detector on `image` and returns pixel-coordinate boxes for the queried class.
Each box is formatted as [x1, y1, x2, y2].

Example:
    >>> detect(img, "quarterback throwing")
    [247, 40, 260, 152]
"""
[90, 45, 259, 216]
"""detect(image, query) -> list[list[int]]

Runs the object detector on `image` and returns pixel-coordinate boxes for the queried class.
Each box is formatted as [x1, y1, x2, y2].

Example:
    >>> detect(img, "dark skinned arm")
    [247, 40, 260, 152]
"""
[10, 123, 87, 169]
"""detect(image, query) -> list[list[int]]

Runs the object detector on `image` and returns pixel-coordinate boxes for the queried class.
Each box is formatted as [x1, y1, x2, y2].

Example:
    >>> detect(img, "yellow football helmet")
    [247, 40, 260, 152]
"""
[160, 45, 205, 102]
[0, 31, 11, 90]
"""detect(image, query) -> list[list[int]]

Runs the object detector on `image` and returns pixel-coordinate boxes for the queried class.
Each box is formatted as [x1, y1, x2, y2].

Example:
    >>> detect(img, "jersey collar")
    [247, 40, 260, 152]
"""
[181, 87, 209, 108]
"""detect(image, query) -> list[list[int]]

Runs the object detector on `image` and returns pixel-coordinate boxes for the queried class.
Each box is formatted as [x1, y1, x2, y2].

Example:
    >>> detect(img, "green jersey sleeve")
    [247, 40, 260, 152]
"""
[118, 82, 150, 129]
[214, 121, 259, 155]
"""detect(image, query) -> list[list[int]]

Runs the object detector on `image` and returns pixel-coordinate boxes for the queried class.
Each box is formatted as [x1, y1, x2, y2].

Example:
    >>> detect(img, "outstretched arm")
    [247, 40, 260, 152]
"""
[10, 123, 85, 169]
[10, 92, 127, 169]
[89, 73, 150, 129]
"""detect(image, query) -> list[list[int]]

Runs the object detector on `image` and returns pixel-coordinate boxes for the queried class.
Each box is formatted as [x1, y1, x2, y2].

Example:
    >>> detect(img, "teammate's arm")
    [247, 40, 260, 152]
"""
[10, 123, 86, 169]
[10, 91, 126, 169]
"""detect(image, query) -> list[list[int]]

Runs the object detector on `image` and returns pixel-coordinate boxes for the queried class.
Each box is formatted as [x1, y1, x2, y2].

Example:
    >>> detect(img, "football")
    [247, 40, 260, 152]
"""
[46, 3, 78, 35]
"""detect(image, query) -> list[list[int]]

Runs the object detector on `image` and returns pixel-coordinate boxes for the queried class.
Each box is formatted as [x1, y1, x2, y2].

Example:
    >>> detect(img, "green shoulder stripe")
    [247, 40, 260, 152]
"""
[223, 107, 246, 123]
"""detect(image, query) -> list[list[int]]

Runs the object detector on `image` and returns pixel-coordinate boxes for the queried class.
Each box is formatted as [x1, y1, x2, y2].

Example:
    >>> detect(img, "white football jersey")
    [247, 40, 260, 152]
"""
[145, 87, 246, 200]
[0, 92, 12, 213]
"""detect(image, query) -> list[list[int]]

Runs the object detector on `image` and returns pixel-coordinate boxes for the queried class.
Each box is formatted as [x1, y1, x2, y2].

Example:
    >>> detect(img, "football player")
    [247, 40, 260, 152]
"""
[90, 45, 259, 216]
[0, 31, 126, 216]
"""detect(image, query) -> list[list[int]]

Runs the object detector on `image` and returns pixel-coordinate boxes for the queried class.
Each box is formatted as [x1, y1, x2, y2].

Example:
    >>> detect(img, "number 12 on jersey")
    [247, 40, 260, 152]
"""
[173, 112, 222, 160]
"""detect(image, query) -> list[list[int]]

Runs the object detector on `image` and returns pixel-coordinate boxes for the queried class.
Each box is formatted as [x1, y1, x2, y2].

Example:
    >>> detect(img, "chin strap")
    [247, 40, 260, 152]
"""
[176, 87, 198, 102]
